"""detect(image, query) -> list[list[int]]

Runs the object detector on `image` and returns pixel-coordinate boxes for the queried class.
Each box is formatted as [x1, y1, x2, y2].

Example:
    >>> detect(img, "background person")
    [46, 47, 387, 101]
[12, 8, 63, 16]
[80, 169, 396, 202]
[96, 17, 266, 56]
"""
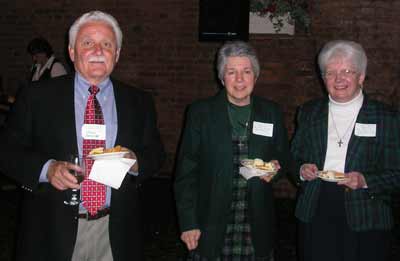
[0, 10, 164, 261]
[174, 41, 291, 260]
[291, 40, 400, 261]
[27, 37, 67, 81]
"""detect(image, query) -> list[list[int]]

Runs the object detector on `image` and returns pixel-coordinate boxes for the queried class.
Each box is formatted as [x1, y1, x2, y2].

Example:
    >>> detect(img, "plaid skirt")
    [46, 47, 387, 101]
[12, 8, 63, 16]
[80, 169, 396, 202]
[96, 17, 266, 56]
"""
[187, 136, 274, 261]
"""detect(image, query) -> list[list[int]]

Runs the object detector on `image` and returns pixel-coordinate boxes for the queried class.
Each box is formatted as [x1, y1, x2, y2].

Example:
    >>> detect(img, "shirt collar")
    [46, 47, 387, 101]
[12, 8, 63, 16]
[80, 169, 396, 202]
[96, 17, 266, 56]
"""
[43, 55, 55, 69]
[75, 72, 111, 91]
[74, 72, 112, 100]
[329, 89, 363, 107]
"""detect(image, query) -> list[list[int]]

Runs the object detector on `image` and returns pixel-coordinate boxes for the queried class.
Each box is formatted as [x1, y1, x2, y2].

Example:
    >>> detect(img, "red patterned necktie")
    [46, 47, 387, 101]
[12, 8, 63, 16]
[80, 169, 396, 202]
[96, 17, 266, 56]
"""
[82, 85, 106, 215]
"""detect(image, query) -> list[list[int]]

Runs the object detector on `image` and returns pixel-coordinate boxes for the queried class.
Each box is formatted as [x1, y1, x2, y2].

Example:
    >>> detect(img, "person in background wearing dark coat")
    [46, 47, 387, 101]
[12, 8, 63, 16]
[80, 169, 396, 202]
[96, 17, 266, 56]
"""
[27, 37, 67, 81]
[0, 10, 165, 261]
[174, 41, 291, 260]
[292, 40, 400, 261]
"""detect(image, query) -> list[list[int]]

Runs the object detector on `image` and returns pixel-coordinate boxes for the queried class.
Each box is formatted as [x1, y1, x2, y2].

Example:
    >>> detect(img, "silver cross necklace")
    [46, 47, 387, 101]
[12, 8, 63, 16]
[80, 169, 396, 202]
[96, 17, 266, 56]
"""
[227, 103, 252, 149]
[329, 107, 357, 147]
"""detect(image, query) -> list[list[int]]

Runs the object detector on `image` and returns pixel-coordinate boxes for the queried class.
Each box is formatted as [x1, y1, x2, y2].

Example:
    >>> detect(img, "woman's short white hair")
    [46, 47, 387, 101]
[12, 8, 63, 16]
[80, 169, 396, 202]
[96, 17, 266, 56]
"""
[216, 41, 260, 82]
[318, 40, 367, 75]
[69, 10, 123, 50]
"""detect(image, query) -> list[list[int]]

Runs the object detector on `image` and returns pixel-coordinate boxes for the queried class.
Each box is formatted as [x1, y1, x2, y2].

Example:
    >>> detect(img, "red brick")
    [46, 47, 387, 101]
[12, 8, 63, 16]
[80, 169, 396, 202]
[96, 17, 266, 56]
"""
[2, 0, 399, 197]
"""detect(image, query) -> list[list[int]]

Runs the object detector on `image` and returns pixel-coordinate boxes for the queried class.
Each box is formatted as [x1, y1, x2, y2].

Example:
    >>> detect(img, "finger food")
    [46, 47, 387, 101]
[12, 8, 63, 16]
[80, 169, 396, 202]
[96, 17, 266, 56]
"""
[256, 162, 275, 172]
[254, 158, 264, 167]
[89, 145, 128, 155]
[319, 170, 346, 180]
[244, 158, 276, 172]
[89, 147, 105, 155]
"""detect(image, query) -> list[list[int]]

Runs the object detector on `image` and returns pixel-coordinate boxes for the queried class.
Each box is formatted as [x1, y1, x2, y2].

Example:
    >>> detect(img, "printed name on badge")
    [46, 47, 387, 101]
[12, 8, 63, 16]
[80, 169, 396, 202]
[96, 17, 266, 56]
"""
[355, 123, 376, 137]
[82, 124, 106, 140]
[252, 121, 273, 137]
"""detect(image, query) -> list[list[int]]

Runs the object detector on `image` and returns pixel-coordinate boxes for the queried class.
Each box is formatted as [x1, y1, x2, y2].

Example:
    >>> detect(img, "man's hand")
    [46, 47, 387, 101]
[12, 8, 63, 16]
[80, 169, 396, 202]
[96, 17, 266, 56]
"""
[181, 229, 201, 250]
[122, 147, 139, 172]
[47, 161, 83, 190]
[300, 163, 319, 181]
[337, 171, 367, 190]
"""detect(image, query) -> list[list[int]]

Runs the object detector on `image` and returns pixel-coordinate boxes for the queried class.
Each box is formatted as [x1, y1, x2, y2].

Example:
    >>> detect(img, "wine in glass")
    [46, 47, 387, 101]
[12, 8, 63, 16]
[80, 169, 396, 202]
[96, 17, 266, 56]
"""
[64, 155, 85, 206]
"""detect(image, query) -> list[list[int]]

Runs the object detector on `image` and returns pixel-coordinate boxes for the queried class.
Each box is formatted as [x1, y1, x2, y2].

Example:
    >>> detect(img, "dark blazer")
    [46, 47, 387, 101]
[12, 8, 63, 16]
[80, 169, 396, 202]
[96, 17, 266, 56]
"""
[291, 95, 400, 231]
[174, 90, 291, 259]
[0, 74, 165, 261]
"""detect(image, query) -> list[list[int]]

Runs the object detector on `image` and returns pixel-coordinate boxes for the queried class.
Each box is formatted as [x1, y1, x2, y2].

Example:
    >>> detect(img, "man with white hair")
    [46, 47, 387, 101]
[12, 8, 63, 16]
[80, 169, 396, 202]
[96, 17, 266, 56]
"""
[0, 10, 165, 261]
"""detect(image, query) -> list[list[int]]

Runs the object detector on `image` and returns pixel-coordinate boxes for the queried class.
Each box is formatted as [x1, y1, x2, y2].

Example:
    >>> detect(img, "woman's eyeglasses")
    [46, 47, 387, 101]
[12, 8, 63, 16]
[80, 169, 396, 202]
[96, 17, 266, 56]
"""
[323, 69, 357, 79]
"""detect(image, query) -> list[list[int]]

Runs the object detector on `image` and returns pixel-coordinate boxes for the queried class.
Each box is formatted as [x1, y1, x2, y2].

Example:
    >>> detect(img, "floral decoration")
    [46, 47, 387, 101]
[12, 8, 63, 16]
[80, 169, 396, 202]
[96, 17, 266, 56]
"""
[250, 0, 311, 33]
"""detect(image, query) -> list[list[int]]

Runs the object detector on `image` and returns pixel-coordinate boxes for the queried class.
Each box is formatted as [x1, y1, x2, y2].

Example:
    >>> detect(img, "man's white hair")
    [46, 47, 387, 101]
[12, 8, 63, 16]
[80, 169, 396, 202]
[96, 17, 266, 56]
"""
[69, 10, 123, 50]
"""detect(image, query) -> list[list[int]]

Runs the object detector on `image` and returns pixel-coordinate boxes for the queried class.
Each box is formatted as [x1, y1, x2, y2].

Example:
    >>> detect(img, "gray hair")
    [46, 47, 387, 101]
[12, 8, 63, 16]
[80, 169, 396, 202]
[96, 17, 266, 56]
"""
[318, 40, 367, 75]
[216, 41, 260, 82]
[69, 10, 123, 50]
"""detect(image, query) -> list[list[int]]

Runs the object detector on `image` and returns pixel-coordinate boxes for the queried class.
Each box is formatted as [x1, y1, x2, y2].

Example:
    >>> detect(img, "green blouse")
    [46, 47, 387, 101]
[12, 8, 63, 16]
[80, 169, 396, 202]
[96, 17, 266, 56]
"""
[227, 101, 252, 137]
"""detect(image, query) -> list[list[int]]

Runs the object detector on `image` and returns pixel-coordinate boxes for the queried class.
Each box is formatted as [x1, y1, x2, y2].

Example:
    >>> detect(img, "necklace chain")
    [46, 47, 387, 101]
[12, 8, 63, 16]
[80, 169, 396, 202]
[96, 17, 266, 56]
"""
[227, 104, 251, 136]
[227, 103, 251, 148]
[329, 107, 357, 147]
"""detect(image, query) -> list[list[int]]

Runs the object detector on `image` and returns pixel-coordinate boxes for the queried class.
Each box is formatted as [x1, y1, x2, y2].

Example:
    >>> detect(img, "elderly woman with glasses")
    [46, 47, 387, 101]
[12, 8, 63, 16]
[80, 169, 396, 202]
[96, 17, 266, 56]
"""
[174, 41, 292, 260]
[291, 40, 400, 261]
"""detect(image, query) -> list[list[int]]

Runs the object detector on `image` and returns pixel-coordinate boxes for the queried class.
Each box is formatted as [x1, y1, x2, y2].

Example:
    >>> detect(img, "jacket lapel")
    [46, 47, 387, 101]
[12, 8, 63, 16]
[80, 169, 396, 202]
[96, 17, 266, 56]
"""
[210, 90, 234, 177]
[314, 100, 329, 168]
[57, 76, 78, 157]
[345, 97, 372, 172]
[112, 80, 123, 145]
[247, 96, 267, 158]
[111, 79, 136, 146]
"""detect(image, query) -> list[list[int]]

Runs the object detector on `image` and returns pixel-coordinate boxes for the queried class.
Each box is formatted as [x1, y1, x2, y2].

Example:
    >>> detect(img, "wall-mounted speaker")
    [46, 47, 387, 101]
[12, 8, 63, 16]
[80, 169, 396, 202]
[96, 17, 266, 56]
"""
[199, 0, 249, 41]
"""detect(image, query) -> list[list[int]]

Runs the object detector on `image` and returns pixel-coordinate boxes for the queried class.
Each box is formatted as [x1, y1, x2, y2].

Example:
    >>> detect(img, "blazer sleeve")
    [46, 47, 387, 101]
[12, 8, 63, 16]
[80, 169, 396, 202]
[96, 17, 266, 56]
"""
[363, 110, 400, 196]
[134, 92, 165, 182]
[0, 86, 49, 189]
[290, 105, 308, 184]
[270, 105, 296, 184]
[174, 103, 201, 232]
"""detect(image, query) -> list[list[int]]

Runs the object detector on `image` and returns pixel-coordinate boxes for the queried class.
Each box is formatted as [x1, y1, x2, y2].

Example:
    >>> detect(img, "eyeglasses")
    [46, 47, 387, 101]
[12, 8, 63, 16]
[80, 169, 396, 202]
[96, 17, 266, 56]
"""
[323, 69, 358, 79]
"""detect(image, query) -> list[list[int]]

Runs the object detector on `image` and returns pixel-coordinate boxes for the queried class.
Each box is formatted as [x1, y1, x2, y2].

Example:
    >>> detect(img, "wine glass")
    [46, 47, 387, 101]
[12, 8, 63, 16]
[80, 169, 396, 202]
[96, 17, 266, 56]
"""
[64, 155, 85, 206]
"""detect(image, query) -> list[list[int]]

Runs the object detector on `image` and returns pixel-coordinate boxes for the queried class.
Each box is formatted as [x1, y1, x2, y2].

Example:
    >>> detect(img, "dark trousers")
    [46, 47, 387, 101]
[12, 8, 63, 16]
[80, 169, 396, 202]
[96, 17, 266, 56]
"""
[298, 182, 391, 261]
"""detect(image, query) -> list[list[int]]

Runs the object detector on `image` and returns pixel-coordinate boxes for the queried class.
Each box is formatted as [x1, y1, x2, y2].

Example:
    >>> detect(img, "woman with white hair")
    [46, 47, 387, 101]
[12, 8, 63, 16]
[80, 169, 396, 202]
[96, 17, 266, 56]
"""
[175, 41, 292, 260]
[291, 40, 400, 261]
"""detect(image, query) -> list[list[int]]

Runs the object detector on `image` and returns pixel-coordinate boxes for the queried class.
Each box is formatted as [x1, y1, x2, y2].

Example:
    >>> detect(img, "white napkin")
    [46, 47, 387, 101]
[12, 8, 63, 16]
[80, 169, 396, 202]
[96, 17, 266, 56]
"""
[239, 166, 275, 180]
[89, 158, 136, 189]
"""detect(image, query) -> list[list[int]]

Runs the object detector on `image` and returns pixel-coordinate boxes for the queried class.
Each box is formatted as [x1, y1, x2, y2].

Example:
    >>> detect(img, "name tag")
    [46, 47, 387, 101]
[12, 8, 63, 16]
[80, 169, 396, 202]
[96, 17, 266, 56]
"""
[82, 124, 106, 140]
[252, 121, 273, 137]
[355, 123, 376, 137]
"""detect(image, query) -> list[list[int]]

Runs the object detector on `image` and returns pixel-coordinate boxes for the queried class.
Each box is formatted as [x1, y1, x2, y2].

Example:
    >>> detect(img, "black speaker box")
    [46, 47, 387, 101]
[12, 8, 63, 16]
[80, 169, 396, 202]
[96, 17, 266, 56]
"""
[199, 0, 249, 41]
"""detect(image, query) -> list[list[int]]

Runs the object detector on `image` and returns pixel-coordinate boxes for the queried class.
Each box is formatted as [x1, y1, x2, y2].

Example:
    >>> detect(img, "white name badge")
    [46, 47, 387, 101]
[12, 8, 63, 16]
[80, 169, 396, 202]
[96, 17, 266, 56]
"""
[252, 121, 274, 137]
[355, 123, 376, 137]
[81, 124, 106, 140]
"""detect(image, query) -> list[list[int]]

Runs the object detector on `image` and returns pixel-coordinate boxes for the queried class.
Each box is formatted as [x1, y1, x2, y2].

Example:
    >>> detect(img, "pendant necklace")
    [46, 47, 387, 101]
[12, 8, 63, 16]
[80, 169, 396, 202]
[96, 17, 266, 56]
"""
[329, 107, 357, 147]
[237, 121, 249, 149]
[227, 103, 252, 149]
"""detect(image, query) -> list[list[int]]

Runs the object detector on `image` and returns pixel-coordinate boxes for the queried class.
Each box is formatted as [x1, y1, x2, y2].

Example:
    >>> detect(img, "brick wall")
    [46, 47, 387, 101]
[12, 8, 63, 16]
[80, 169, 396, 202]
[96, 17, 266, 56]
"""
[1, 0, 399, 198]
